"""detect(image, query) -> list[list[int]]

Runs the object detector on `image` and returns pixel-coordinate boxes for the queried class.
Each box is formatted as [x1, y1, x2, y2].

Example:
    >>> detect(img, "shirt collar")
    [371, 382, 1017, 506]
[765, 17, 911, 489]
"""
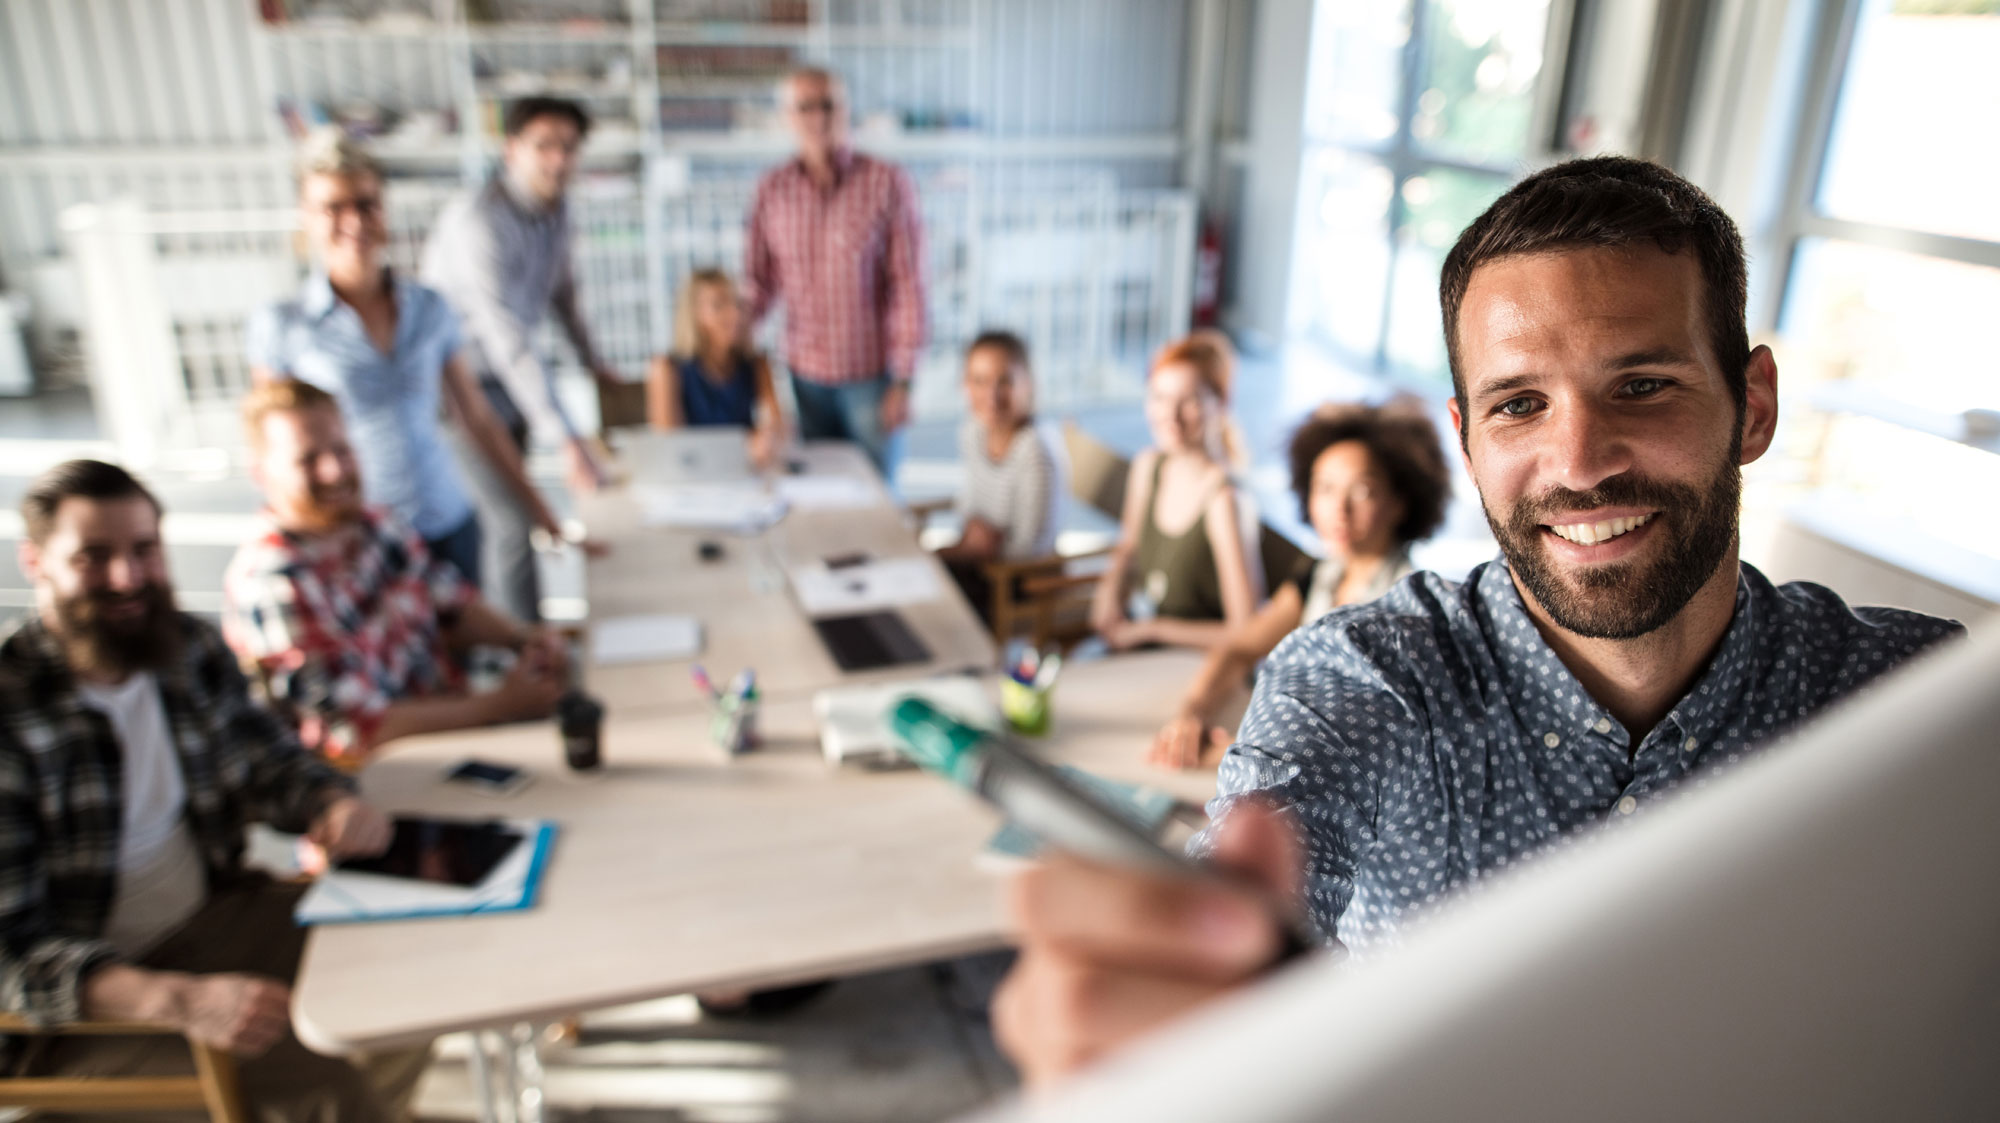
[498, 169, 561, 218]
[300, 268, 405, 323]
[1474, 557, 1759, 755]
[791, 145, 856, 187]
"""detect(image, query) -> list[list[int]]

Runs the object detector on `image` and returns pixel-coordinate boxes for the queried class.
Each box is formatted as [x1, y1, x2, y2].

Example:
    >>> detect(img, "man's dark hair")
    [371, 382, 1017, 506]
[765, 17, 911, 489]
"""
[503, 96, 591, 139]
[966, 329, 1031, 374]
[1439, 156, 1749, 439]
[21, 459, 162, 545]
[1288, 402, 1451, 546]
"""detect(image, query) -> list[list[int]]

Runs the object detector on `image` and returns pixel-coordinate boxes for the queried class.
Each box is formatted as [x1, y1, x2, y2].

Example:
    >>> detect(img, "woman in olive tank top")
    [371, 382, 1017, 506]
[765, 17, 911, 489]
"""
[1090, 332, 1261, 651]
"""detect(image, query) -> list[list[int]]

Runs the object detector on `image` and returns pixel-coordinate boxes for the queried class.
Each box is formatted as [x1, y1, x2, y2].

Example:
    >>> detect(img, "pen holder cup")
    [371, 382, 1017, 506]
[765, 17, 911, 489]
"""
[1000, 678, 1053, 737]
[711, 694, 759, 755]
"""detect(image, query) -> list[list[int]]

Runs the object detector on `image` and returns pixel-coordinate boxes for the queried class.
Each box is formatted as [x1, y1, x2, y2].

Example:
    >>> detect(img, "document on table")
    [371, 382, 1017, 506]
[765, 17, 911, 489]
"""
[789, 556, 943, 616]
[634, 483, 787, 532]
[816, 675, 1000, 767]
[295, 818, 558, 925]
[775, 474, 878, 510]
[591, 614, 703, 665]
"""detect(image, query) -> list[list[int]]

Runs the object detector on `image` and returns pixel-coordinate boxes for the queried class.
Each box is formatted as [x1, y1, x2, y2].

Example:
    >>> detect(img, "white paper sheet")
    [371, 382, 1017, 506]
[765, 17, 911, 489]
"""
[789, 557, 944, 616]
[634, 483, 787, 532]
[591, 614, 703, 665]
[775, 474, 878, 510]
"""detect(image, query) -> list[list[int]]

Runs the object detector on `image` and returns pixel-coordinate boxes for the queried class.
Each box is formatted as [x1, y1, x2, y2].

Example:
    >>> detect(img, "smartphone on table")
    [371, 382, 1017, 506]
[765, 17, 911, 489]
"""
[443, 758, 532, 797]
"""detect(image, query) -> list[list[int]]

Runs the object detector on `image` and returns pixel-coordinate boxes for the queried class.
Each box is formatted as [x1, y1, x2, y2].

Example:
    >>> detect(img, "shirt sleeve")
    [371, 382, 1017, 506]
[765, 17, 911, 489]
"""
[444, 208, 581, 445]
[881, 167, 928, 383]
[0, 747, 123, 1025]
[1191, 618, 1424, 946]
[742, 176, 779, 329]
[1001, 428, 1058, 558]
[244, 304, 286, 372]
[191, 622, 355, 829]
[222, 547, 390, 767]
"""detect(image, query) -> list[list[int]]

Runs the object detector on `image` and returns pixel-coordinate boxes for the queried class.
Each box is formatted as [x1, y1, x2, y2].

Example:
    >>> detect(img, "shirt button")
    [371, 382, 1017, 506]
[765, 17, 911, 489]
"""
[1593, 718, 1612, 734]
[1543, 731, 1561, 748]
[1683, 737, 1698, 753]
[1617, 796, 1638, 815]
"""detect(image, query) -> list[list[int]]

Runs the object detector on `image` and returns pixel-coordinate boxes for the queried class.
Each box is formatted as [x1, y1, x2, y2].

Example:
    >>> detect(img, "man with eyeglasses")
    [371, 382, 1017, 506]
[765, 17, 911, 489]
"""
[743, 67, 929, 482]
[423, 96, 618, 624]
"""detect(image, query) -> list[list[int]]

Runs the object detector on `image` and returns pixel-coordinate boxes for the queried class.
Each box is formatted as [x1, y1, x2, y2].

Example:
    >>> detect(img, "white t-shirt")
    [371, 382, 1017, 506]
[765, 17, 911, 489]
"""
[74, 673, 206, 956]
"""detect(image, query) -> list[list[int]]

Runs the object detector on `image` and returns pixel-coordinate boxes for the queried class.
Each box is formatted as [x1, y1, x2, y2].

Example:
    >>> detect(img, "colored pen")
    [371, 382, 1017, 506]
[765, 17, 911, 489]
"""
[691, 664, 719, 699]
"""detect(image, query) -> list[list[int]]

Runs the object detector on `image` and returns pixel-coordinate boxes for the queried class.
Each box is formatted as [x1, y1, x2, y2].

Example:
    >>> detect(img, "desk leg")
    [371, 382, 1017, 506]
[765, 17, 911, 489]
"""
[468, 1030, 505, 1123]
[510, 1021, 548, 1123]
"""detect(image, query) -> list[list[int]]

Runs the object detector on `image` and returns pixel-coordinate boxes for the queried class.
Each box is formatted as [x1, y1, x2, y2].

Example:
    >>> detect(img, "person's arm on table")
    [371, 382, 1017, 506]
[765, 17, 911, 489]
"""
[1091, 449, 1155, 638]
[647, 355, 686, 431]
[748, 353, 788, 465]
[1149, 582, 1306, 769]
[938, 517, 1004, 563]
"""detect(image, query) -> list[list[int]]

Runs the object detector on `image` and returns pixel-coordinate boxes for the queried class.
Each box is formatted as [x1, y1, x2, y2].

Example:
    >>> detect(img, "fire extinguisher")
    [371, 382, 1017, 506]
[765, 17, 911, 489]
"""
[1192, 215, 1224, 327]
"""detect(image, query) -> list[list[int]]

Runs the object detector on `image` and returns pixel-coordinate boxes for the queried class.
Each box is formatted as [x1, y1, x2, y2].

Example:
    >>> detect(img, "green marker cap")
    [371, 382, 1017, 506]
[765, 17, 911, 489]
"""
[888, 696, 986, 787]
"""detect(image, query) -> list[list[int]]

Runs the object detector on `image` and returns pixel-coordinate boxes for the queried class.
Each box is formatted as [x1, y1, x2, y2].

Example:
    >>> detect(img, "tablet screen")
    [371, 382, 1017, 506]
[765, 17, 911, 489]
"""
[335, 817, 525, 888]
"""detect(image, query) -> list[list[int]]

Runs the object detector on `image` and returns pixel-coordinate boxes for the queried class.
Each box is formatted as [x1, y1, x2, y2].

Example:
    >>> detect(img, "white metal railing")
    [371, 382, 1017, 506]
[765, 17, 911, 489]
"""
[61, 169, 1190, 463]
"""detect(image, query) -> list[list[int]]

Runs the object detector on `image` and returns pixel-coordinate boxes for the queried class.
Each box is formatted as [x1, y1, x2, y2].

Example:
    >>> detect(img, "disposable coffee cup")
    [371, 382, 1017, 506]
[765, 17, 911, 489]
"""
[557, 691, 605, 772]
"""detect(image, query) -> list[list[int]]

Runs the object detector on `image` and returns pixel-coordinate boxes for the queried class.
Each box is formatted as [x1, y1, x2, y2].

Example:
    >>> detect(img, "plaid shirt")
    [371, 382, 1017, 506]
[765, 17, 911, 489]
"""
[0, 612, 353, 1038]
[744, 148, 928, 384]
[222, 508, 476, 766]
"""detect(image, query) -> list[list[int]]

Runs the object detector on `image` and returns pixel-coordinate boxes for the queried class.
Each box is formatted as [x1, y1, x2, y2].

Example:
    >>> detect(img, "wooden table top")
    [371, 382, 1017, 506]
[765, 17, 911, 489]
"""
[576, 441, 997, 716]
[292, 649, 1228, 1055]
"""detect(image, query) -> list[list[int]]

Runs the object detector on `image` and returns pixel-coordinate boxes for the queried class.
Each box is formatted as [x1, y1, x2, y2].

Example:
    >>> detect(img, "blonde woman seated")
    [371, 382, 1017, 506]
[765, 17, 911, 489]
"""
[1090, 331, 1261, 651]
[938, 330, 1063, 624]
[646, 268, 786, 465]
[1148, 401, 1451, 769]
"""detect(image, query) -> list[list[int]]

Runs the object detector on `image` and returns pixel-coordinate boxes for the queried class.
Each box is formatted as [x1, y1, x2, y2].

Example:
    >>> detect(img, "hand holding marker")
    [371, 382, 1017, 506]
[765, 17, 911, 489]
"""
[888, 697, 1312, 966]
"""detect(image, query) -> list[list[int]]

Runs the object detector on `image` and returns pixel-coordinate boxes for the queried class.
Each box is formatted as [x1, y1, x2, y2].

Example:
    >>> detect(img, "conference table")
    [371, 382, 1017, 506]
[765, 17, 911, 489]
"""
[288, 435, 1237, 1122]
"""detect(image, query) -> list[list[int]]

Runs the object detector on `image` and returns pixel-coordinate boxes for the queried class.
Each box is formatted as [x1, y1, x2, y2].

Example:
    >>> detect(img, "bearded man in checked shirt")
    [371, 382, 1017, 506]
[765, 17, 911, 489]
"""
[744, 67, 928, 483]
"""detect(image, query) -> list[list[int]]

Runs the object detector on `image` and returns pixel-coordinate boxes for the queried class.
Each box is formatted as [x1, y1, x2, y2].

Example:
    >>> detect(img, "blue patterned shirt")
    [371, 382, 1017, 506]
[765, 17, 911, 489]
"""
[246, 271, 475, 540]
[1204, 560, 1963, 954]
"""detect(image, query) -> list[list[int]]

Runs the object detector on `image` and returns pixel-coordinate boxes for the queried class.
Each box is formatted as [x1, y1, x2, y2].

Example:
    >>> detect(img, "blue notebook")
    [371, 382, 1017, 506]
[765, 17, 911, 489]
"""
[294, 817, 558, 925]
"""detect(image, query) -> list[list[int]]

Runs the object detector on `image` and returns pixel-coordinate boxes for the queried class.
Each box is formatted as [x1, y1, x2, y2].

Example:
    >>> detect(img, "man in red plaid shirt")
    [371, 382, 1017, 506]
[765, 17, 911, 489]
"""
[744, 66, 928, 482]
[223, 380, 568, 767]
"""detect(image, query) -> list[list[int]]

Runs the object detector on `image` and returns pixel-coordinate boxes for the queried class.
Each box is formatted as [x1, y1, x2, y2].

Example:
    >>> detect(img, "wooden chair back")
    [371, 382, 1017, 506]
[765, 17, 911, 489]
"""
[597, 378, 650, 431]
[1059, 420, 1130, 520]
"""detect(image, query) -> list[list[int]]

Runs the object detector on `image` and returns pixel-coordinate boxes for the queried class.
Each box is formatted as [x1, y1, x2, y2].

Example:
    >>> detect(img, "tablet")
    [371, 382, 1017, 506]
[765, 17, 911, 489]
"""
[335, 817, 526, 888]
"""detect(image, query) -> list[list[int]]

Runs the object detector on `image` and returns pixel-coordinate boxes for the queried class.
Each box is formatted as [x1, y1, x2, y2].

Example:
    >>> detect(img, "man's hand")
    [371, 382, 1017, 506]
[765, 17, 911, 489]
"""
[1147, 714, 1233, 770]
[879, 381, 912, 432]
[490, 647, 566, 722]
[564, 438, 606, 494]
[305, 796, 392, 863]
[1102, 617, 1155, 651]
[518, 626, 571, 679]
[992, 800, 1305, 1085]
[175, 973, 293, 1058]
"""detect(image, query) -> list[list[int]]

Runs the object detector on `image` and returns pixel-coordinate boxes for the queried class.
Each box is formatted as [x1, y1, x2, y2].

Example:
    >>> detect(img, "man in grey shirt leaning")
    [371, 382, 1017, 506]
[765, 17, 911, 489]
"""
[422, 96, 619, 622]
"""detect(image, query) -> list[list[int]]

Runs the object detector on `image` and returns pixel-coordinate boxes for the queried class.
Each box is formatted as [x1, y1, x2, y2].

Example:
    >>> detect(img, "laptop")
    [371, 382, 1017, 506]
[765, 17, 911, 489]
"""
[811, 611, 933, 673]
[621, 428, 753, 483]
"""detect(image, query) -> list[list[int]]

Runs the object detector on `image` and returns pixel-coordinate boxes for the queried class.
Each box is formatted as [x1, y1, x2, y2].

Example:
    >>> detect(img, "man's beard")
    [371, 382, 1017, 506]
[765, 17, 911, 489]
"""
[52, 583, 182, 679]
[292, 484, 363, 533]
[1484, 451, 1742, 641]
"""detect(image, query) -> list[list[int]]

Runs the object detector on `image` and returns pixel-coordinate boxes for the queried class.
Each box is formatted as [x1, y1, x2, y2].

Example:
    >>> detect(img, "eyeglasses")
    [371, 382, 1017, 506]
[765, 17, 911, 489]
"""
[311, 197, 384, 220]
[792, 98, 839, 115]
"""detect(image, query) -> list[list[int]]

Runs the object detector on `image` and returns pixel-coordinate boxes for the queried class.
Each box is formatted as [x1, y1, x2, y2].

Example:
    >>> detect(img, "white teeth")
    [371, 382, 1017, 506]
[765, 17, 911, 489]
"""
[1549, 512, 1654, 545]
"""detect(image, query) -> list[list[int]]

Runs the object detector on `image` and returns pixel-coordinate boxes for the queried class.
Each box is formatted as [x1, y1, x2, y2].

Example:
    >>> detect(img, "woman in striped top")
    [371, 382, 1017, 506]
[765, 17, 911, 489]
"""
[938, 331, 1063, 623]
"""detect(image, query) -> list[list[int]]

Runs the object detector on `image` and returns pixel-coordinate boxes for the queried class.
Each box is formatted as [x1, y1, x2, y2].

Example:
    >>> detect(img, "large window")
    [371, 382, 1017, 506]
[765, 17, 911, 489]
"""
[1288, 0, 1556, 385]
[1772, 0, 2000, 565]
